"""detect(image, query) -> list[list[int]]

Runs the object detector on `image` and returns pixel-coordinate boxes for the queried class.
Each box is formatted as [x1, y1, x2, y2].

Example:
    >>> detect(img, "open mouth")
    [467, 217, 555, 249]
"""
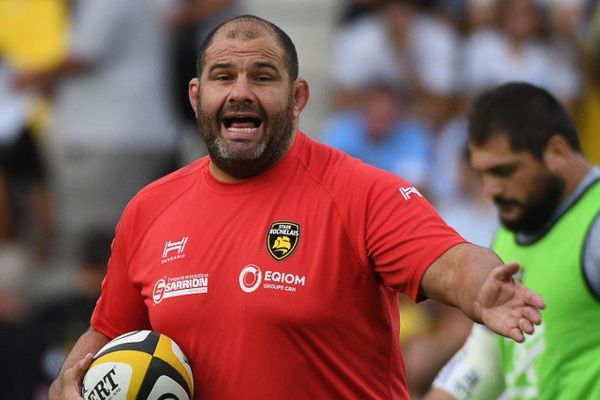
[222, 114, 263, 133]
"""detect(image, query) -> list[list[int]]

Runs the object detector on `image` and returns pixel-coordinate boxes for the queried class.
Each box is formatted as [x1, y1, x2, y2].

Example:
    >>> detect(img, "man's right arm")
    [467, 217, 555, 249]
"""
[48, 328, 111, 400]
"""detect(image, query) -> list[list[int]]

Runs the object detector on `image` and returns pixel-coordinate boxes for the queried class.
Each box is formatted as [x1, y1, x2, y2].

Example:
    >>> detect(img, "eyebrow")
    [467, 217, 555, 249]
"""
[484, 162, 519, 175]
[207, 61, 281, 76]
[252, 61, 279, 72]
[207, 62, 235, 74]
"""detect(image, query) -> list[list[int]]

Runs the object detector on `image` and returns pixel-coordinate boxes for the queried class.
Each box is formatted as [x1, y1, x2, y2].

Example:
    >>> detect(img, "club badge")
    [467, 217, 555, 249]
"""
[266, 221, 300, 261]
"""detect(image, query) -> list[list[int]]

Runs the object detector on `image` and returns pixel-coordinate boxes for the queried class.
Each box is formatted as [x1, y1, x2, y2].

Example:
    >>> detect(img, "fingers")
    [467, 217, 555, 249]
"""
[522, 305, 542, 325]
[79, 353, 95, 371]
[509, 327, 525, 343]
[525, 290, 546, 310]
[76, 353, 95, 391]
[518, 317, 535, 335]
[52, 353, 95, 400]
[66, 353, 94, 383]
[492, 262, 520, 282]
[506, 314, 537, 343]
[482, 262, 546, 344]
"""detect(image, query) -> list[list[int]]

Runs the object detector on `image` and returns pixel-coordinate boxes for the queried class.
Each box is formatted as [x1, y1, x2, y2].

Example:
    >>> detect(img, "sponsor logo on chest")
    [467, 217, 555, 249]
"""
[239, 264, 306, 294]
[152, 273, 209, 304]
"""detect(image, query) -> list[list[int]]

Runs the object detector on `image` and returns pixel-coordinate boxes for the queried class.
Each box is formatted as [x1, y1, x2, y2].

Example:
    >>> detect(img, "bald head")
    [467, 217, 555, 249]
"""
[196, 15, 299, 82]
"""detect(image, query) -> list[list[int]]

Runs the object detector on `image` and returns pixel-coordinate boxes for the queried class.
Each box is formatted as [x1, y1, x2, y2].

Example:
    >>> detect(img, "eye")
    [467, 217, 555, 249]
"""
[216, 74, 232, 81]
[489, 165, 518, 177]
[256, 75, 271, 82]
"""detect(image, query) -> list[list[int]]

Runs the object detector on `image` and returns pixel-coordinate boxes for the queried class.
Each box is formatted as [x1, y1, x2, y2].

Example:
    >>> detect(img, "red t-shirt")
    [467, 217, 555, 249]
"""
[92, 132, 465, 399]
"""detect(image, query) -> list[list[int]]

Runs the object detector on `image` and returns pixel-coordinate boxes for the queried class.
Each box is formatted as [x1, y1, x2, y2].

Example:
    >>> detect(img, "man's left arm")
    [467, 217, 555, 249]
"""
[420, 242, 545, 342]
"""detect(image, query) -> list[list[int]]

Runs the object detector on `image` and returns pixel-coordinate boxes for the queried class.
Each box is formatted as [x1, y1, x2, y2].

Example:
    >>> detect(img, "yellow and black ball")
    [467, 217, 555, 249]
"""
[81, 330, 193, 400]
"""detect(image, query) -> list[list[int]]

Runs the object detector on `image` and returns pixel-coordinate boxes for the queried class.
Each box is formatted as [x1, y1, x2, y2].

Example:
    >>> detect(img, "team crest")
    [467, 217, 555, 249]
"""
[266, 221, 300, 261]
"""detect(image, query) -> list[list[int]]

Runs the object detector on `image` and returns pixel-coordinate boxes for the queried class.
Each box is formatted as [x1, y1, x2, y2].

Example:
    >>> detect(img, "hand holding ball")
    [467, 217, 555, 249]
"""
[81, 330, 193, 400]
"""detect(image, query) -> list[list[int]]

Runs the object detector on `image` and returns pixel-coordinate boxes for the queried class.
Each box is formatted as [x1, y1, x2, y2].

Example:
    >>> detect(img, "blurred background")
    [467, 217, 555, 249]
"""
[1, 0, 599, 398]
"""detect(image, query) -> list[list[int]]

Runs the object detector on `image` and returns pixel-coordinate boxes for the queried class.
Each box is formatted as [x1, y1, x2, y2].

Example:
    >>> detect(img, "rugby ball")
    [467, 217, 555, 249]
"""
[81, 330, 193, 400]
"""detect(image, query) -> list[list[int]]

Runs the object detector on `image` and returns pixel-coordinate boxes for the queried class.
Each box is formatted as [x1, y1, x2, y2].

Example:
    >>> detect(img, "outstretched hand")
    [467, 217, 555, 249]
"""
[477, 262, 545, 342]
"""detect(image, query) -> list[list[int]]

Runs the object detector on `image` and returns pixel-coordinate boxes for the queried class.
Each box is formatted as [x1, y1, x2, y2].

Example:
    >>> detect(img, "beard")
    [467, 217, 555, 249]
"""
[196, 94, 295, 180]
[494, 172, 565, 234]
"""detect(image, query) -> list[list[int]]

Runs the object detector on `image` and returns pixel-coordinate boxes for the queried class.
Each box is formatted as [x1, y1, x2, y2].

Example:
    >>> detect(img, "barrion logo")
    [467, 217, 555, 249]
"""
[152, 273, 209, 304]
[266, 221, 300, 261]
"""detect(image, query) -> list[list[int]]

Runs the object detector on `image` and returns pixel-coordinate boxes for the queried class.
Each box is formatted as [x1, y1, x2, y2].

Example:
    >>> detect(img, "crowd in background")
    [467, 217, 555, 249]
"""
[0, 0, 599, 398]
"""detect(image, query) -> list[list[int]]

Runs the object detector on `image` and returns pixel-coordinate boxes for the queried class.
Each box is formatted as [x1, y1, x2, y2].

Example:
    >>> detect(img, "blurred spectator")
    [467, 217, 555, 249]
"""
[461, 0, 581, 112]
[435, 147, 497, 247]
[577, 0, 600, 165]
[401, 298, 472, 400]
[465, 0, 496, 29]
[337, 0, 384, 25]
[320, 83, 432, 190]
[0, 63, 52, 261]
[331, 0, 461, 129]
[0, 0, 68, 261]
[31, 229, 113, 399]
[0, 235, 36, 400]
[426, 120, 465, 205]
[0, 3, 69, 397]
[545, 0, 585, 46]
[14, 0, 180, 265]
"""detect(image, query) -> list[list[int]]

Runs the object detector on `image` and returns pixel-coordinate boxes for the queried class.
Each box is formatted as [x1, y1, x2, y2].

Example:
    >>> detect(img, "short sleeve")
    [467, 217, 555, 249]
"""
[365, 176, 465, 301]
[91, 208, 151, 338]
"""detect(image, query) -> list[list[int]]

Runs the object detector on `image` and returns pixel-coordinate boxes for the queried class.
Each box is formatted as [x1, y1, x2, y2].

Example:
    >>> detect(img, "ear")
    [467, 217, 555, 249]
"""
[543, 134, 570, 173]
[292, 78, 309, 119]
[188, 78, 200, 117]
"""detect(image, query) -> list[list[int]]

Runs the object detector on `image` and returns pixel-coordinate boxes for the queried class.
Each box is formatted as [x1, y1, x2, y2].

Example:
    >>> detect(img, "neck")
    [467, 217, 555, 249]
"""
[208, 162, 241, 183]
[559, 154, 593, 202]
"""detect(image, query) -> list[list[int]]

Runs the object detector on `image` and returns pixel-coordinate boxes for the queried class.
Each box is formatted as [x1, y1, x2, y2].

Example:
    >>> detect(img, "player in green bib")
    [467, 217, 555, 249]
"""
[427, 82, 600, 400]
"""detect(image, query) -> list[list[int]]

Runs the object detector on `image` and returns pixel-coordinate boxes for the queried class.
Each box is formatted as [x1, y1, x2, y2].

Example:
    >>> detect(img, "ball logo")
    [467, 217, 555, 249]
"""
[83, 367, 119, 400]
[239, 265, 262, 293]
[153, 278, 167, 303]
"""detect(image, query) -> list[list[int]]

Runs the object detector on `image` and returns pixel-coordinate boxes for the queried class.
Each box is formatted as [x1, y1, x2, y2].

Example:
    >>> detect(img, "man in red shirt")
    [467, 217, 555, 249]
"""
[50, 15, 545, 400]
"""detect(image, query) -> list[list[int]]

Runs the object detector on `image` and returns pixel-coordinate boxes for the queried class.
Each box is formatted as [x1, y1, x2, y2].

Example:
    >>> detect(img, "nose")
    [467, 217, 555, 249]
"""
[482, 176, 503, 200]
[227, 74, 255, 104]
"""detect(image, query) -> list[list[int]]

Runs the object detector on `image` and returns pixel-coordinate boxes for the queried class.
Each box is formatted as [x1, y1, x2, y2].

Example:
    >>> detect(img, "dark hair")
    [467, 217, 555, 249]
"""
[196, 15, 299, 81]
[468, 82, 580, 158]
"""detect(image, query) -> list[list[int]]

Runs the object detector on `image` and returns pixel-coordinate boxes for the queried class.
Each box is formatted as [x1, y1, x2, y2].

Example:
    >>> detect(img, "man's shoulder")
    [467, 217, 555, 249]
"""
[140, 157, 206, 193]
[297, 133, 410, 194]
[124, 157, 208, 214]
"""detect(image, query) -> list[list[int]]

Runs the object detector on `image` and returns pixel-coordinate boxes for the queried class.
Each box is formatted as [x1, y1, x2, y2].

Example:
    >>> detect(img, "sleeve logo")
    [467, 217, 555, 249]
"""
[399, 186, 423, 200]
[162, 236, 188, 264]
